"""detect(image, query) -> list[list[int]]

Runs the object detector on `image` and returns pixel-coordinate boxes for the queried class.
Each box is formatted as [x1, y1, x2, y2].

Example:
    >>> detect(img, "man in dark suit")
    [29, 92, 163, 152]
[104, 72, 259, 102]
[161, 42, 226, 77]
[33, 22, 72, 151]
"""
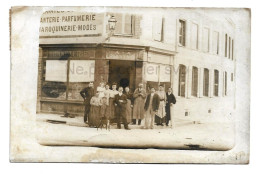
[144, 87, 160, 129]
[114, 86, 130, 130]
[165, 87, 176, 126]
[80, 82, 94, 123]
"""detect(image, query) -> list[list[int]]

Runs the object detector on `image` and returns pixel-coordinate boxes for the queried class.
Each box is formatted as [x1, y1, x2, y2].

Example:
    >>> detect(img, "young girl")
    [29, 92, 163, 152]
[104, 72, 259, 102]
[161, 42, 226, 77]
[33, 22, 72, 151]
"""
[97, 82, 105, 99]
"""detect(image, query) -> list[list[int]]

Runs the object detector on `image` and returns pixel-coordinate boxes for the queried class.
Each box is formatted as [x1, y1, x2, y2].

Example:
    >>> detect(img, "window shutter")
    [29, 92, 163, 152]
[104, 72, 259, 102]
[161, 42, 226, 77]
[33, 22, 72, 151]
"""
[213, 31, 219, 54]
[202, 28, 209, 52]
[152, 17, 162, 41]
[191, 23, 198, 49]
[124, 14, 132, 34]
[114, 14, 122, 34]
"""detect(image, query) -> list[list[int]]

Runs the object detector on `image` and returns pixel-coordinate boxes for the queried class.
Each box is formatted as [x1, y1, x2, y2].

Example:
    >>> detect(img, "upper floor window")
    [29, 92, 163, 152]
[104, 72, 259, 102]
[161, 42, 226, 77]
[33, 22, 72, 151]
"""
[178, 64, 186, 97]
[153, 17, 164, 42]
[225, 34, 228, 57]
[179, 20, 186, 46]
[229, 36, 231, 59]
[192, 66, 198, 97]
[191, 23, 199, 50]
[203, 68, 209, 97]
[223, 71, 227, 96]
[114, 14, 134, 35]
[232, 39, 234, 60]
[212, 31, 219, 55]
[202, 27, 210, 52]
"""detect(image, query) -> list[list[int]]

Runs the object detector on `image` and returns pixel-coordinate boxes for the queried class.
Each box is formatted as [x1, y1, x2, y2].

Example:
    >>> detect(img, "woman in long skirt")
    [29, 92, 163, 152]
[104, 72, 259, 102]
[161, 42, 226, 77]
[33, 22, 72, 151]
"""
[155, 85, 166, 126]
[88, 93, 101, 127]
[109, 83, 118, 123]
[103, 83, 111, 118]
[124, 86, 133, 124]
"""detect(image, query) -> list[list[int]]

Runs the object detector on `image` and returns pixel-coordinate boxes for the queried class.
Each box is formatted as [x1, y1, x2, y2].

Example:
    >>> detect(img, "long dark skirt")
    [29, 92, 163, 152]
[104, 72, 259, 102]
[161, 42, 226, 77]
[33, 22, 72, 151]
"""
[88, 105, 101, 127]
[155, 114, 165, 125]
[126, 99, 132, 123]
[108, 98, 116, 122]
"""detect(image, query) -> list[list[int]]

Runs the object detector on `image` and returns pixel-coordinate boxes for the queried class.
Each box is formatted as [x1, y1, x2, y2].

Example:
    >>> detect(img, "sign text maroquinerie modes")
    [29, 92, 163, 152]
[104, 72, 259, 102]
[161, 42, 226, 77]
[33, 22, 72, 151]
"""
[39, 11, 103, 37]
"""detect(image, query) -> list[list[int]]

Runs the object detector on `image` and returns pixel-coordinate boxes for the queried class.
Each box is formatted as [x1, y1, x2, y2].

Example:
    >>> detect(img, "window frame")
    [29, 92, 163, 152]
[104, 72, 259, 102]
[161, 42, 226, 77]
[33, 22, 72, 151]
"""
[214, 69, 219, 96]
[225, 34, 228, 57]
[203, 68, 209, 97]
[191, 22, 199, 50]
[223, 71, 227, 96]
[152, 17, 164, 42]
[191, 66, 199, 97]
[202, 27, 210, 53]
[178, 64, 186, 97]
[178, 19, 186, 47]
[113, 14, 135, 36]
[212, 31, 219, 55]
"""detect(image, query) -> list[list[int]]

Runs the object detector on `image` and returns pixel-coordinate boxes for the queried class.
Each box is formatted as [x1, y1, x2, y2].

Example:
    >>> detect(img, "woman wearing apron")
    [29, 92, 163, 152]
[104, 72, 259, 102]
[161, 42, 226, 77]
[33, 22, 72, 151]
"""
[156, 84, 166, 126]
[124, 86, 133, 124]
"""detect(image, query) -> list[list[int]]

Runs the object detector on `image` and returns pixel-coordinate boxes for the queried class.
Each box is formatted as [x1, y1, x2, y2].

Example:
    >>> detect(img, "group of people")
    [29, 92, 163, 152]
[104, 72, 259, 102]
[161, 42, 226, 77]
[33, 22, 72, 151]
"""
[80, 82, 176, 130]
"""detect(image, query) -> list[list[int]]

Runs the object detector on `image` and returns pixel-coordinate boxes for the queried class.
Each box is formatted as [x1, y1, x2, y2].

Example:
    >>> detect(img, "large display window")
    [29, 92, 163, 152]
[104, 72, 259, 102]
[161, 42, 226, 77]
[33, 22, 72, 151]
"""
[41, 58, 95, 101]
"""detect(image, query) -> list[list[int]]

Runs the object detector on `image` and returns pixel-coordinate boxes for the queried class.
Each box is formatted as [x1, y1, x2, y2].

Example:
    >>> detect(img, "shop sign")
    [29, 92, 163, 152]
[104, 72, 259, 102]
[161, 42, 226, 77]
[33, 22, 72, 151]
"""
[39, 11, 103, 38]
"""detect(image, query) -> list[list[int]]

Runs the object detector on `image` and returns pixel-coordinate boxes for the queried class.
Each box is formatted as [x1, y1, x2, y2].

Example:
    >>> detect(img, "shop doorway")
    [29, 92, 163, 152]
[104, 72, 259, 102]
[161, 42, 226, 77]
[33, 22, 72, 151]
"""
[109, 60, 136, 92]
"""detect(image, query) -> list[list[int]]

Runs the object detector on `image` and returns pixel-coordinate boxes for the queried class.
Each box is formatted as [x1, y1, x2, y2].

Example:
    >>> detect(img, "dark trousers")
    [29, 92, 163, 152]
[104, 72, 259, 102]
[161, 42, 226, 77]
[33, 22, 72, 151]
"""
[132, 119, 141, 125]
[116, 106, 128, 129]
[84, 105, 91, 123]
[165, 105, 171, 125]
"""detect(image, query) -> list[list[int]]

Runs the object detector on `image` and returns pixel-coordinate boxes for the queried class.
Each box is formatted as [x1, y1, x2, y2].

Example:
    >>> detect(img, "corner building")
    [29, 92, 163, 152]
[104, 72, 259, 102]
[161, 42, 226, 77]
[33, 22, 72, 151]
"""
[37, 8, 236, 123]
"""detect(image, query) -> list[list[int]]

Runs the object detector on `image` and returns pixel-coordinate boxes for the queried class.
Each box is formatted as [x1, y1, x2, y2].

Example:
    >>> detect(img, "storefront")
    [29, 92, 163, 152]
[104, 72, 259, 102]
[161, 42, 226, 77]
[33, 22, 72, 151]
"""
[37, 44, 174, 115]
[37, 11, 175, 116]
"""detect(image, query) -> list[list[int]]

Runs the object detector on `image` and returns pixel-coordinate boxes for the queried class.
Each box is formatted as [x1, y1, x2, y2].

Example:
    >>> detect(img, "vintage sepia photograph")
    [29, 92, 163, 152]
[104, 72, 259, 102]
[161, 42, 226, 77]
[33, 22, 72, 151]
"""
[10, 6, 250, 163]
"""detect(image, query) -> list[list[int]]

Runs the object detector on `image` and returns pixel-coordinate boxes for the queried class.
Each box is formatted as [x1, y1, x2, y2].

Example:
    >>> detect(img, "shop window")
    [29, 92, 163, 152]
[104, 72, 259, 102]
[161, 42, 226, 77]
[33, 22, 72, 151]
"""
[153, 17, 164, 42]
[214, 70, 219, 96]
[212, 31, 219, 55]
[42, 59, 95, 101]
[178, 64, 186, 97]
[145, 64, 171, 92]
[69, 60, 95, 83]
[203, 68, 209, 97]
[202, 28, 209, 52]
[146, 81, 159, 92]
[179, 19, 186, 46]
[192, 66, 198, 97]
[114, 14, 133, 35]
[68, 60, 95, 100]
[42, 60, 67, 100]
[191, 23, 199, 50]
[68, 82, 88, 101]
[144, 63, 159, 82]
[159, 65, 171, 83]
[45, 60, 67, 82]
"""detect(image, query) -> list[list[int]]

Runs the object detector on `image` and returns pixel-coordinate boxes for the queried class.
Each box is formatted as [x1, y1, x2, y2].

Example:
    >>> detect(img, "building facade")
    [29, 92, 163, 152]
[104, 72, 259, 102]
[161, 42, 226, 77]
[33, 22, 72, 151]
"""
[37, 8, 236, 123]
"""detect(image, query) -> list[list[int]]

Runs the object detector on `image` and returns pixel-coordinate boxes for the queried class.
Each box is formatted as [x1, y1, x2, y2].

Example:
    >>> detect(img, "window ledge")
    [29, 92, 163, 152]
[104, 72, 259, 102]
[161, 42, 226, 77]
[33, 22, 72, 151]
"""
[113, 34, 134, 37]
[40, 98, 83, 104]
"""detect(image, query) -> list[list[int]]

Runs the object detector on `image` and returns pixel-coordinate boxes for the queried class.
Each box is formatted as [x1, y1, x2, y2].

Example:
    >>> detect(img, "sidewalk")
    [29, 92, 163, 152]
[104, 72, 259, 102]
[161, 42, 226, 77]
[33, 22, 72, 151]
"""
[36, 113, 235, 151]
[36, 113, 194, 129]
